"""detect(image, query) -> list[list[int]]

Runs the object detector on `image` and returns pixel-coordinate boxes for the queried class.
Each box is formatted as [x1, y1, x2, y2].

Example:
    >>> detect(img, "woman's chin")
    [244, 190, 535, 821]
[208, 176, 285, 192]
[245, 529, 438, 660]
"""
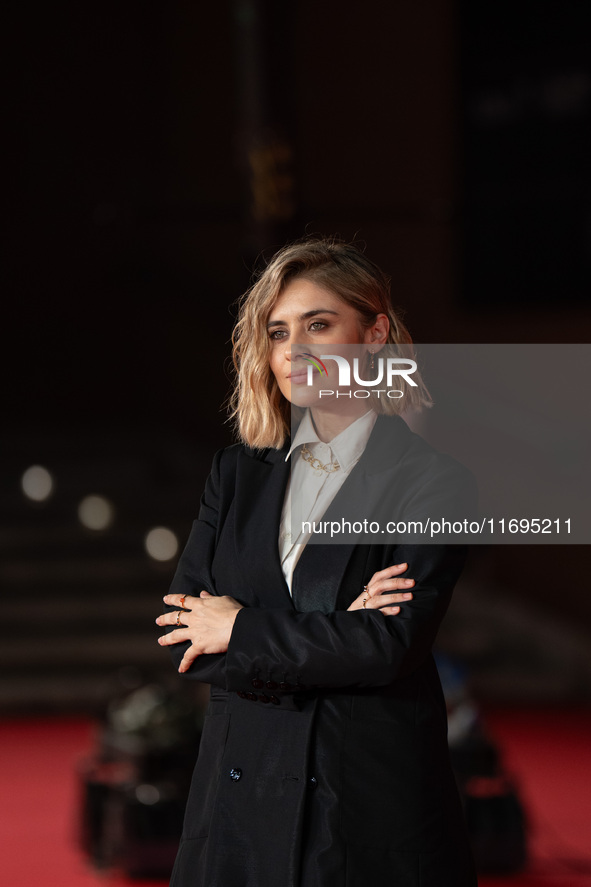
[286, 385, 326, 409]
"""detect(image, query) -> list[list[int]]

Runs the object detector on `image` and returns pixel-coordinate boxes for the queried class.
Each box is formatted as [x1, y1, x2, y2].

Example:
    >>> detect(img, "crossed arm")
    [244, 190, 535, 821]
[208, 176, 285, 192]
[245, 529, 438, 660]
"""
[155, 541, 465, 692]
[156, 562, 416, 673]
[155, 447, 467, 690]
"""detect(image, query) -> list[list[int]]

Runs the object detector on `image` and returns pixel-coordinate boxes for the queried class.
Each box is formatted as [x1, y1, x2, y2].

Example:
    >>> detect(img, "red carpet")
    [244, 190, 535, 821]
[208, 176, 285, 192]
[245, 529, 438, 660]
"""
[477, 708, 591, 887]
[1, 710, 590, 886]
[0, 718, 161, 887]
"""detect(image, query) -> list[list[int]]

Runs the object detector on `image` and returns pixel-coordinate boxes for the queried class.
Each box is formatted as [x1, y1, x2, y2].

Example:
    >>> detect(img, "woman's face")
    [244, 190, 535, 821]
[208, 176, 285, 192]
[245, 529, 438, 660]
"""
[267, 276, 386, 406]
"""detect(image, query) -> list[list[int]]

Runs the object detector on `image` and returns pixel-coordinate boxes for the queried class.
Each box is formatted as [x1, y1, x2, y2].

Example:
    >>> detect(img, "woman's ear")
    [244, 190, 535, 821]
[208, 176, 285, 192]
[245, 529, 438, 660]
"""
[365, 313, 389, 346]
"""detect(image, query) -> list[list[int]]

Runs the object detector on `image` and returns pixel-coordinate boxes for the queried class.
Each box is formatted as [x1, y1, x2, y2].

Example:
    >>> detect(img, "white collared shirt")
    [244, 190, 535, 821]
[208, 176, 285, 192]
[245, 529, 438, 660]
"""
[279, 409, 377, 592]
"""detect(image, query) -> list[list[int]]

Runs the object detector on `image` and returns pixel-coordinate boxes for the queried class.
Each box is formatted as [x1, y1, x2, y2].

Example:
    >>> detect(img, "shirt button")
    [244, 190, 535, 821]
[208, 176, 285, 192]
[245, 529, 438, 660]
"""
[230, 768, 242, 782]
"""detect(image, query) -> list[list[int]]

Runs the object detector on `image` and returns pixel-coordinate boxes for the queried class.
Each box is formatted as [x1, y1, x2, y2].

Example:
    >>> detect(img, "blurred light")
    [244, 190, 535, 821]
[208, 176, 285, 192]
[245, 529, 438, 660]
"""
[145, 527, 178, 561]
[78, 495, 115, 531]
[21, 465, 54, 502]
[135, 784, 160, 805]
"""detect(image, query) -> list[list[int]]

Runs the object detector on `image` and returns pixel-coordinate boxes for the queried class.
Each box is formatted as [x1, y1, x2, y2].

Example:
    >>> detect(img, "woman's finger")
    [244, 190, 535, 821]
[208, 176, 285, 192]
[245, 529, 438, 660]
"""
[348, 588, 412, 612]
[179, 645, 201, 673]
[370, 591, 412, 608]
[368, 563, 408, 584]
[163, 593, 193, 608]
[374, 591, 413, 605]
[155, 610, 191, 627]
[157, 628, 191, 646]
[367, 577, 415, 596]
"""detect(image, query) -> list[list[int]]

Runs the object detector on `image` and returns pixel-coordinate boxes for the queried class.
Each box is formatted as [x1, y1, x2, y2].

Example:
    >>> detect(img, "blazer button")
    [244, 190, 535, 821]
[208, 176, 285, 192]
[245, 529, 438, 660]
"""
[251, 679, 264, 689]
[230, 768, 242, 782]
[265, 680, 278, 690]
[279, 682, 292, 692]
[246, 692, 258, 701]
[309, 776, 318, 789]
[269, 695, 281, 705]
[258, 694, 270, 703]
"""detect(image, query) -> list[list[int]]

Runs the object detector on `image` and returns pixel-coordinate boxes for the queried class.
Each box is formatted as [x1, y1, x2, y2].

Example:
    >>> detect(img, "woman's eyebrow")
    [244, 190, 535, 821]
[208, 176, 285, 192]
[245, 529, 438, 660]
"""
[267, 309, 339, 329]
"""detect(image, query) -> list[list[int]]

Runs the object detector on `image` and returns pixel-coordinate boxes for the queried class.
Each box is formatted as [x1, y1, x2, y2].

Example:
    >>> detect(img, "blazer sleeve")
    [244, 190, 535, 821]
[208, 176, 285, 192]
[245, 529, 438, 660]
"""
[223, 542, 466, 690]
[163, 448, 229, 686]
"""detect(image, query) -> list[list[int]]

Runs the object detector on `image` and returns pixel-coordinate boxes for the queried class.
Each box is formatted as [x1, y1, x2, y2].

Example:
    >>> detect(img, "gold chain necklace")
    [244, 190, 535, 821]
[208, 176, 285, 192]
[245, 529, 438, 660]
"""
[300, 443, 340, 474]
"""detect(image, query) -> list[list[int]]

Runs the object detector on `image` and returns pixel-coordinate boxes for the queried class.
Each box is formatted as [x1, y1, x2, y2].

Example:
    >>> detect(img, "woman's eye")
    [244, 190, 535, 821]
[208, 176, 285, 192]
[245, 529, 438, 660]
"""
[309, 321, 327, 331]
[269, 329, 287, 340]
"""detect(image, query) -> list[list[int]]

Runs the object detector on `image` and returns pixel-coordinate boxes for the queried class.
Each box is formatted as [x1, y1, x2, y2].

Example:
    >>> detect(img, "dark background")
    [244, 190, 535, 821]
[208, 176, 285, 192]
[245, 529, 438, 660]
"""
[3, 0, 591, 711]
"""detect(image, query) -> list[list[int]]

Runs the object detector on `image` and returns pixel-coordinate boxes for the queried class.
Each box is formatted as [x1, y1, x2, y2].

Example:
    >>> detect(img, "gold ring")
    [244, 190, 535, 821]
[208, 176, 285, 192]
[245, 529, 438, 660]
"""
[179, 595, 186, 608]
[175, 610, 182, 626]
[362, 596, 369, 609]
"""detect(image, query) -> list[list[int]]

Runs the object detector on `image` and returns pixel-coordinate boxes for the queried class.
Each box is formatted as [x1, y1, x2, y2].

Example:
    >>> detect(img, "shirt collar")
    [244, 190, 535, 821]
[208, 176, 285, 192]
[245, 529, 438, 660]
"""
[286, 409, 377, 472]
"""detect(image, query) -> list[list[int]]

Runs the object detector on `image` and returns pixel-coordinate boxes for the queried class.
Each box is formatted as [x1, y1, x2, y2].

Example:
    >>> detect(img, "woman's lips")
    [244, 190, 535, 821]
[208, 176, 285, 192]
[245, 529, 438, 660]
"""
[288, 367, 320, 384]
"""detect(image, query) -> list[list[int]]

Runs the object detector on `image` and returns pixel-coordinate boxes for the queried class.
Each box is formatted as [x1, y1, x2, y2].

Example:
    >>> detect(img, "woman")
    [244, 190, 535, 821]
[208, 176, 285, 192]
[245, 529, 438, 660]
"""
[156, 237, 477, 887]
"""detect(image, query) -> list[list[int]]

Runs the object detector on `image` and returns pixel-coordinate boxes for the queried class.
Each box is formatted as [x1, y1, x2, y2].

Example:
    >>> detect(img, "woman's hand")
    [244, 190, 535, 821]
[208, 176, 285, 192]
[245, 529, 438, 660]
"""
[347, 563, 414, 615]
[156, 591, 243, 673]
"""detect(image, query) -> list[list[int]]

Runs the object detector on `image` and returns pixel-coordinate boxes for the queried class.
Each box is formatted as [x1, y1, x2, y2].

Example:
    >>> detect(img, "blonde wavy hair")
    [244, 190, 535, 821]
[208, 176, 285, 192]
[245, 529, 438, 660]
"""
[230, 236, 431, 449]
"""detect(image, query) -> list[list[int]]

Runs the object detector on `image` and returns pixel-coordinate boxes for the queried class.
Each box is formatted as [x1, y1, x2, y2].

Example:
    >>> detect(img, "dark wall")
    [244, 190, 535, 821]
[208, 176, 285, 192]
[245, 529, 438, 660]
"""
[7, 1, 241, 450]
[6, 0, 472, 452]
[461, 0, 591, 309]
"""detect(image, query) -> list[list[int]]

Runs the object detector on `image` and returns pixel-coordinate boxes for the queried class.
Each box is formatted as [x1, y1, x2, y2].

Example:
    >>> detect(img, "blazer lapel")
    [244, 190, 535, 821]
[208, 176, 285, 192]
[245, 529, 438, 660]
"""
[234, 446, 294, 609]
[233, 416, 415, 614]
[291, 541, 357, 613]
[292, 416, 413, 613]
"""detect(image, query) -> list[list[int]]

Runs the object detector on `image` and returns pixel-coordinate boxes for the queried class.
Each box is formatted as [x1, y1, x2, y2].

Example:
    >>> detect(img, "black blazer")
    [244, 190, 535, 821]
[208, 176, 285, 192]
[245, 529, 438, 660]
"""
[165, 415, 478, 887]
